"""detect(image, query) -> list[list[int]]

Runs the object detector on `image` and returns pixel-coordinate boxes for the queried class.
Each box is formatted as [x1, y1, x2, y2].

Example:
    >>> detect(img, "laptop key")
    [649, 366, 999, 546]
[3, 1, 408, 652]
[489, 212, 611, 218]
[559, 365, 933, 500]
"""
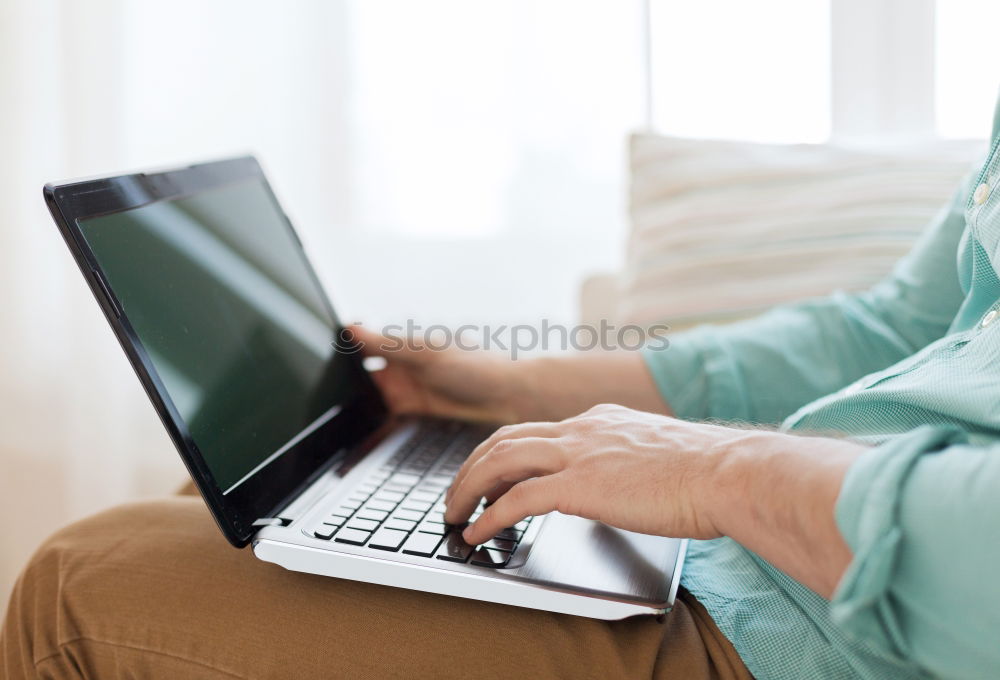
[416, 521, 447, 535]
[346, 518, 380, 532]
[334, 528, 372, 546]
[401, 531, 444, 557]
[471, 547, 511, 568]
[392, 509, 424, 522]
[368, 528, 408, 551]
[493, 527, 522, 542]
[375, 490, 405, 503]
[401, 500, 432, 513]
[483, 538, 516, 552]
[436, 534, 474, 563]
[313, 524, 338, 540]
[364, 499, 397, 512]
[390, 473, 421, 487]
[384, 518, 417, 532]
[356, 508, 389, 522]
[408, 491, 439, 504]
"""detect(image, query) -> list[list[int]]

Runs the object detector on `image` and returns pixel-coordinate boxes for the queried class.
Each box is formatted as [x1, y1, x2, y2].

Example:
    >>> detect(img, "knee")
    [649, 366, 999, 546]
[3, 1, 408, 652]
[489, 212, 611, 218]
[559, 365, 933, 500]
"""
[0, 497, 239, 679]
[20, 497, 217, 591]
[1, 498, 219, 676]
[7, 501, 165, 616]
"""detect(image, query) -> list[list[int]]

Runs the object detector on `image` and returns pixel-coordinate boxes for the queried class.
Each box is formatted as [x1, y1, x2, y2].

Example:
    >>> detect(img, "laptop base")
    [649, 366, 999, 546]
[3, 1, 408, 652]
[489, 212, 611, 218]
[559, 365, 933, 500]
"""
[251, 418, 687, 621]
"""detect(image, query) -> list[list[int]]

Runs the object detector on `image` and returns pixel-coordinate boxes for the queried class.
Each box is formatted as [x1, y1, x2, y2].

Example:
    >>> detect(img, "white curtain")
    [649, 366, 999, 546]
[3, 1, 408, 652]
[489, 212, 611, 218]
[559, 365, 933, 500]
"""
[0, 0, 645, 601]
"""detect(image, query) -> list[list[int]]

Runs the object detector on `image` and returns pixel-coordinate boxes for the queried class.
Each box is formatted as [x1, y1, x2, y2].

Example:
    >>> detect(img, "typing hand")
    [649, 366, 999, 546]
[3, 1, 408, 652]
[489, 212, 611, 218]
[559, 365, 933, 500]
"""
[443, 404, 734, 545]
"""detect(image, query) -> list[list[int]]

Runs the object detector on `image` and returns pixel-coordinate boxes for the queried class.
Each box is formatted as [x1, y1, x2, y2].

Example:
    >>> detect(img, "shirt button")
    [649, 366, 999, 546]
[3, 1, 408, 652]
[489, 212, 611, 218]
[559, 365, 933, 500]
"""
[974, 183, 991, 205]
[982, 310, 997, 328]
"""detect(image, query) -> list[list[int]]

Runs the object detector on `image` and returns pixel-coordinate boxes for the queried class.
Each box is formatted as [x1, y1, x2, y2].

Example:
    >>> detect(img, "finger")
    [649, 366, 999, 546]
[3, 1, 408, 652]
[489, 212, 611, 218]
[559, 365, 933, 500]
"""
[443, 437, 564, 524]
[367, 369, 424, 414]
[484, 482, 514, 504]
[345, 324, 428, 363]
[446, 422, 561, 503]
[461, 474, 567, 545]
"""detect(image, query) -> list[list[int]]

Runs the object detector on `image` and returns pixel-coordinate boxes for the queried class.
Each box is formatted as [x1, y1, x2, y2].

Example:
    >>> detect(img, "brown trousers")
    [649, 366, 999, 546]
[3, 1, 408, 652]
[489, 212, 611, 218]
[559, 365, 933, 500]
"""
[1, 490, 751, 680]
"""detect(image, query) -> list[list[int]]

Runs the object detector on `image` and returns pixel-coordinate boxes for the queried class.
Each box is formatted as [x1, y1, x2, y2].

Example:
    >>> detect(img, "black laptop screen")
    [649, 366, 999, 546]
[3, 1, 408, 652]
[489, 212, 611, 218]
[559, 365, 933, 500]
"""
[79, 179, 368, 493]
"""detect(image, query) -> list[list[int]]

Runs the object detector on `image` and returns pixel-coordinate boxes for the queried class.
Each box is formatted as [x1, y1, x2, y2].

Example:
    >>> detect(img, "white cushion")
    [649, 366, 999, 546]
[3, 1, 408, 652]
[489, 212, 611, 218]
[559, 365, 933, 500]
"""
[617, 133, 984, 327]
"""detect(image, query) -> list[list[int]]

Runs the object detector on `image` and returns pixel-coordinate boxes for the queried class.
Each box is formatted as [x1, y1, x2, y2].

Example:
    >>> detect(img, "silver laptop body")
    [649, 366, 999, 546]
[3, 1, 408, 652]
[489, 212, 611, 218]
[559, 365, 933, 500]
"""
[254, 418, 687, 620]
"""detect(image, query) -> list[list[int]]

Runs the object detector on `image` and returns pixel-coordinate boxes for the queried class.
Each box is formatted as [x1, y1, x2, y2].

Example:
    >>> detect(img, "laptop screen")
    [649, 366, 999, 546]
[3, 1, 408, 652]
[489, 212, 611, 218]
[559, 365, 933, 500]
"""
[78, 178, 372, 495]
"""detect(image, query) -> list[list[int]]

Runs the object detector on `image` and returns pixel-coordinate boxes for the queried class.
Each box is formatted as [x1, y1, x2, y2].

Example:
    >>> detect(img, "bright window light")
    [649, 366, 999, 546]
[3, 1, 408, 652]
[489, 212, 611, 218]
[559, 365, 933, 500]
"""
[935, 0, 1000, 139]
[348, 1, 644, 239]
[650, 0, 831, 143]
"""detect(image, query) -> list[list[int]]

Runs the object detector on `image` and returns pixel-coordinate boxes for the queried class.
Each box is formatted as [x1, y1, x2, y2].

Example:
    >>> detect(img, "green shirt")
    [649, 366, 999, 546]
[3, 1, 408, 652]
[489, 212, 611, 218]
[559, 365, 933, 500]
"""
[643, 101, 1000, 680]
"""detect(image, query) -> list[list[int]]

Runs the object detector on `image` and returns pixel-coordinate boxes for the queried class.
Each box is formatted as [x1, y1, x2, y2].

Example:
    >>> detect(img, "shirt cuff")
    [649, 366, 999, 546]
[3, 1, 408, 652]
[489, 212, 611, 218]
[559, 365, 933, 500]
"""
[831, 424, 968, 658]
[641, 327, 751, 422]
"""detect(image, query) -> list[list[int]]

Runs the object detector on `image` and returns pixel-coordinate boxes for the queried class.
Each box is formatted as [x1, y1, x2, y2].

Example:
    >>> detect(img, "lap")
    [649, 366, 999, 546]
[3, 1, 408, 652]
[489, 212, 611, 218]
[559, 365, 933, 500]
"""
[1, 497, 750, 680]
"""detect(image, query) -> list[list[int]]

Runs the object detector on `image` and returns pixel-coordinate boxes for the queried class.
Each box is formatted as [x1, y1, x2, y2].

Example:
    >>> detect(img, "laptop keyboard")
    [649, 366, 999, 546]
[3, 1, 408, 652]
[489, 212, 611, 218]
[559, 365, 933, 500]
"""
[310, 421, 534, 568]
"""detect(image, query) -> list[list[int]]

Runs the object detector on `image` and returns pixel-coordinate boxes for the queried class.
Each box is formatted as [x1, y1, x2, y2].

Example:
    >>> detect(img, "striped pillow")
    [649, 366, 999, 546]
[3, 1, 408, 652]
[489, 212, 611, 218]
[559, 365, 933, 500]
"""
[620, 133, 983, 328]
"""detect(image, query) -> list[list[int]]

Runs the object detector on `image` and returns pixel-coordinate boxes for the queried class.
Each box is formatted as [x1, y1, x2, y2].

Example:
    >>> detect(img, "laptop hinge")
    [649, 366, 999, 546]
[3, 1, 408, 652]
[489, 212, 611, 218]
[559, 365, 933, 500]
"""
[252, 517, 291, 528]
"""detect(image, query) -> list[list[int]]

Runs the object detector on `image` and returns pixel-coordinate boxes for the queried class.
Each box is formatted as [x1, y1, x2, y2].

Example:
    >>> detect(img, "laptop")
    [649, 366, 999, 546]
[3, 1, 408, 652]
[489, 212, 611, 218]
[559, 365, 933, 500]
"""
[44, 156, 686, 620]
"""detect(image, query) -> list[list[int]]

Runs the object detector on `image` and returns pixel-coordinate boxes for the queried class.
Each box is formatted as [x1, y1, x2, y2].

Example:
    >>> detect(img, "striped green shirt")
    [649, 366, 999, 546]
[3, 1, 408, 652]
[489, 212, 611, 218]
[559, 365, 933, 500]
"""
[643, 100, 1000, 680]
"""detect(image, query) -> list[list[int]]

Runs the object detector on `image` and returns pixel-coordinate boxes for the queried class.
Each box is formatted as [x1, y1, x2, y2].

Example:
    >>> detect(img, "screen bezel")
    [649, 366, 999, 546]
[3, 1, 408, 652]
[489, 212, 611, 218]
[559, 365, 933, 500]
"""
[44, 157, 388, 547]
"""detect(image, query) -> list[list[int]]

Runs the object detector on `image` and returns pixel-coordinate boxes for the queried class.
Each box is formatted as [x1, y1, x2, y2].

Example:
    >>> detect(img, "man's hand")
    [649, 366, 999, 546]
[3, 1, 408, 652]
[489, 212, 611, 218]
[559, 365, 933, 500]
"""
[346, 324, 671, 424]
[444, 404, 730, 544]
[444, 403, 867, 599]
[348, 325, 526, 424]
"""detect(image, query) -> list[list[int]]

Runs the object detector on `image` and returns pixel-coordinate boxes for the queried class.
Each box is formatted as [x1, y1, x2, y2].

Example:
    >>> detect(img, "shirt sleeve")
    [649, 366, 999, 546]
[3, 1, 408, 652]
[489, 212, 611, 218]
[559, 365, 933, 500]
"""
[643, 172, 976, 425]
[831, 426, 1000, 678]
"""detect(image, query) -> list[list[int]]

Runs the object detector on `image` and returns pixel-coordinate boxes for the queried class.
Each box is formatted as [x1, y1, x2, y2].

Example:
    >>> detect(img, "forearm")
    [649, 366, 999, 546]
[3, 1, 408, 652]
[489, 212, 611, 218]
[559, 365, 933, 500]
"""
[707, 431, 866, 598]
[511, 352, 673, 422]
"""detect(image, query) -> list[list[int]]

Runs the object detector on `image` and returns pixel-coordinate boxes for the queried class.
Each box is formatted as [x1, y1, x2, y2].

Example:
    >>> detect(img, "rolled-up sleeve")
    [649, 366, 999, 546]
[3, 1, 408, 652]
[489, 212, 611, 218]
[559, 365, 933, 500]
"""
[832, 426, 1000, 678]
[643, 174, 974, 425]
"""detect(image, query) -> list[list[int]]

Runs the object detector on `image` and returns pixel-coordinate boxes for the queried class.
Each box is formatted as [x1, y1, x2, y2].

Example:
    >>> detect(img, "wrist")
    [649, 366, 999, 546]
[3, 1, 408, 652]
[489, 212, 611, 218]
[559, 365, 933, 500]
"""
[702, 429, 865, 595]
[702, 429, 779, 537]
[505, 356, 551, 422]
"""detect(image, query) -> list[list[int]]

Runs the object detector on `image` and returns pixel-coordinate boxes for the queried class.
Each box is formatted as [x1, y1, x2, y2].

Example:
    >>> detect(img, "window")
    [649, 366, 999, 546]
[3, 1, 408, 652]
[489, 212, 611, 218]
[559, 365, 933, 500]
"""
[649, 0, 831, 143]
[935, 0, 1000, 138]
[348, 2, 646, 239]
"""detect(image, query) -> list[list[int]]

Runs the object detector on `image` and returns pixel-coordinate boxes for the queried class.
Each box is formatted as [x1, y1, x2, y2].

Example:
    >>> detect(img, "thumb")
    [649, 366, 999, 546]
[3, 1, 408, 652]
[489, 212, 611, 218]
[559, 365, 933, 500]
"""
[344, 324, 430, 365]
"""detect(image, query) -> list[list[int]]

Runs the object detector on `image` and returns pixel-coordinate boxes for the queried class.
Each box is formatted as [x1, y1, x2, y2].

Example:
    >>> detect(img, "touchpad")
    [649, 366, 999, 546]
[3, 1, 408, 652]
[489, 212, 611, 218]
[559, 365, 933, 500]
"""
[515, 513, 681, 605]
